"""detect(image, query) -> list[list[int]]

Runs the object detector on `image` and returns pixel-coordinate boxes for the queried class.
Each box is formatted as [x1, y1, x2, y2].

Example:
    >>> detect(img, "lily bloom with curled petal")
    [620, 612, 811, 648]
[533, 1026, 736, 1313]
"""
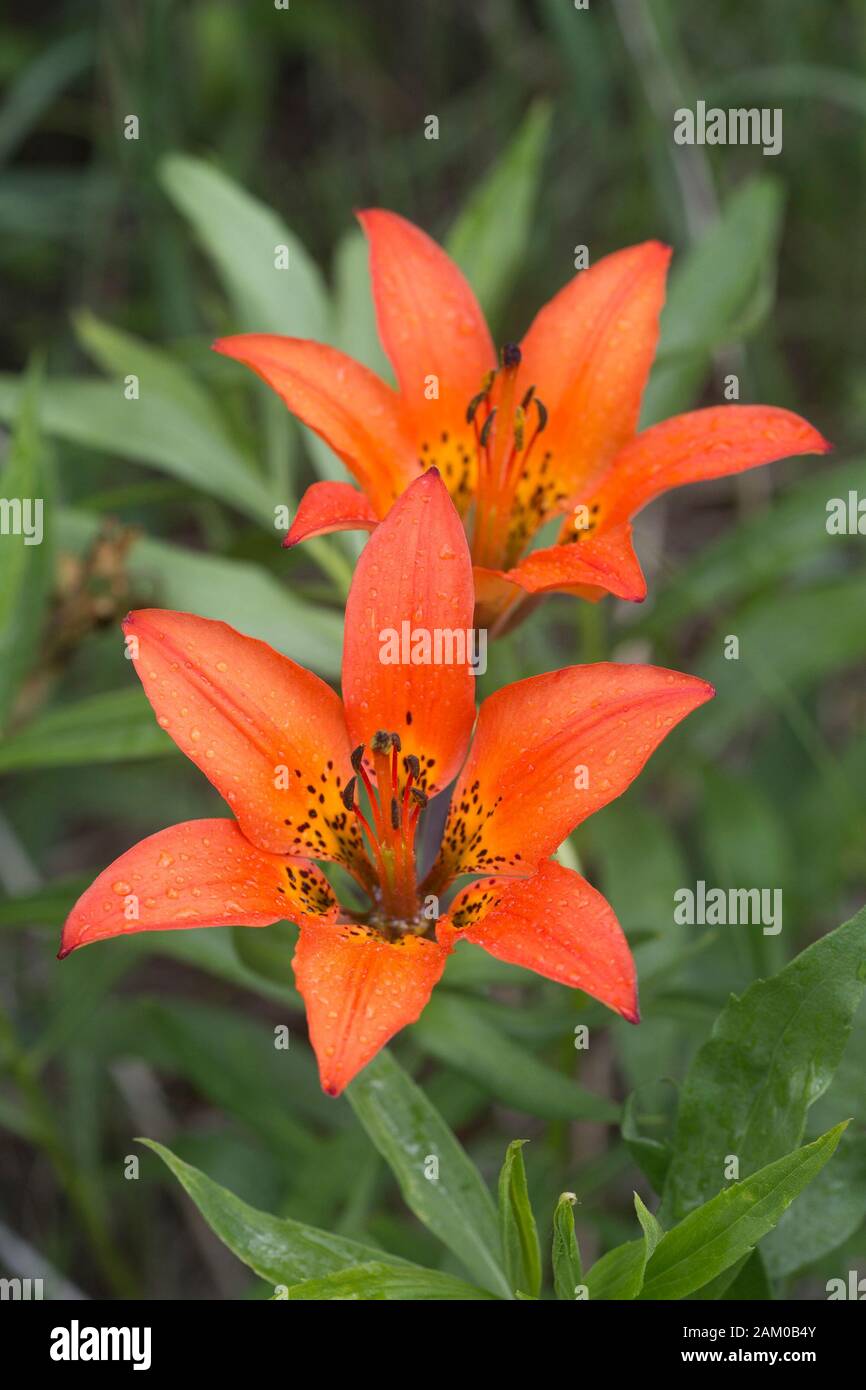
[214, 210, 830, 634]
[60, 472, 712, 1094]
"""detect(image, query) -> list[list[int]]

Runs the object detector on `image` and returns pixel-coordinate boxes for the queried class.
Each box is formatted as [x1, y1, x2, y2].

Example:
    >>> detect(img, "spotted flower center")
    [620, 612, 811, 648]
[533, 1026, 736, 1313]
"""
[340, 730, 431, 934]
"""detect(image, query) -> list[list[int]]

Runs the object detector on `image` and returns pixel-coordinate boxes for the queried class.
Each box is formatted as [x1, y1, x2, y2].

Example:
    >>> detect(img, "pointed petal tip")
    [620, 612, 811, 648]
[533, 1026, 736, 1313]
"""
[56, 943, 73, 960]
[815, 431, 834, 455]
[211, 335, 245, 360]
[650, 239, 673, 262]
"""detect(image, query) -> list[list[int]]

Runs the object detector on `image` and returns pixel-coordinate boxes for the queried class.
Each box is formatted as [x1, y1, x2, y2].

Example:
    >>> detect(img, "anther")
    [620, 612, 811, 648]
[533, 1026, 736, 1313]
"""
[534, 397, 548, 431]
[480, 409, 497, 449]
[521, 384, 536, 409]
[390, 732, 402, 753]
[514, 405, 525, 452]
[409, 787, 429, 808]
[466, 390, 487, 424]
[341, 777, 357, 811]
[406, 753, 420, 780]
[390, 797, 401, 830]
[350, 745, 365, 772]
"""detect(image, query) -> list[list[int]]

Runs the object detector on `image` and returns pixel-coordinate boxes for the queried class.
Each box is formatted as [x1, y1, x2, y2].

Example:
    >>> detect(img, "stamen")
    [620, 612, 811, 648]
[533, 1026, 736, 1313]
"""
[466, 390, 487, 424]
[513, 405, 525, 453]
[348, 728, 429, 925]
[466, 338, 553, 568]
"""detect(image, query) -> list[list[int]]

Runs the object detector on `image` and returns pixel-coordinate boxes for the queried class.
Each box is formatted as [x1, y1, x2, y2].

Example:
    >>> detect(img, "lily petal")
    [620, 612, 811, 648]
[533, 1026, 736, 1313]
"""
[283, 481, 378, 547]
[430, 663, 713, 880]
[342, 470, 476, 794]
[581, 404, 832, 529]
[123, 609, 360, 864]
[293, 920, 449, 1094]
[59, 819, 337, 957]
[359, 209, 496, 512]
[511, 242, 670, 536]
[438, 861, 637, 1022]
[505, 522, 647, 603]
[213, 334, 417, 514]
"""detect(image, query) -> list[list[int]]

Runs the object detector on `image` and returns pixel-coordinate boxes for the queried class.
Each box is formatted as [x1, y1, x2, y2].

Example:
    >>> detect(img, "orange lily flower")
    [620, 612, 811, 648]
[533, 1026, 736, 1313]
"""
[60, 472, 712, 1095]
[215, 210, 830, 633]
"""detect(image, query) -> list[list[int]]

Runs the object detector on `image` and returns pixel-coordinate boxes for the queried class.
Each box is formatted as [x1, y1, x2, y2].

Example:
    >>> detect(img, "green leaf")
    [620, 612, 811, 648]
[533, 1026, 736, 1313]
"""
[346, 1049, 511, 1298]
[74, 310, 227, 431]
[634, 1192, 665, 1256]
[412, 991, 619, 1122]
[662, 904, 866, 1222]
[584, 1237, 646, 1301]
[761, 1131, 866, 1279]
[141, 1139, 401, 1287]
[0, 373, 274, 525]
[0, 362, 53, 730]
[160, 153, 329, 339]
[722, 1251, 773, 1301]
[642, 176, 783, 425]
[552, 1192, 583, 1300]
[498, 1140, 541, 1298]
[284, 1260, 496, 1301]
[446, 103, 552, 326]
[0, 690, 172, 772]
[640, 1123, 847, 1300]
[61, 508, 343, 676]
[584, 1191, 662, 1300]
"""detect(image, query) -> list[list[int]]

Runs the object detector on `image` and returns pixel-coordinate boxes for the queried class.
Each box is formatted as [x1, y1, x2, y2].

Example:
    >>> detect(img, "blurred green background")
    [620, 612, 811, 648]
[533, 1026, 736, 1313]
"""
[0, 0, 864, 1300]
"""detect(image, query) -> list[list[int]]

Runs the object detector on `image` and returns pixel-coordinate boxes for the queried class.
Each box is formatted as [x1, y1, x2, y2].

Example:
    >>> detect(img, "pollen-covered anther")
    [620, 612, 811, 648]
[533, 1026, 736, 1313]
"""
[479, 409, 497, 449]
